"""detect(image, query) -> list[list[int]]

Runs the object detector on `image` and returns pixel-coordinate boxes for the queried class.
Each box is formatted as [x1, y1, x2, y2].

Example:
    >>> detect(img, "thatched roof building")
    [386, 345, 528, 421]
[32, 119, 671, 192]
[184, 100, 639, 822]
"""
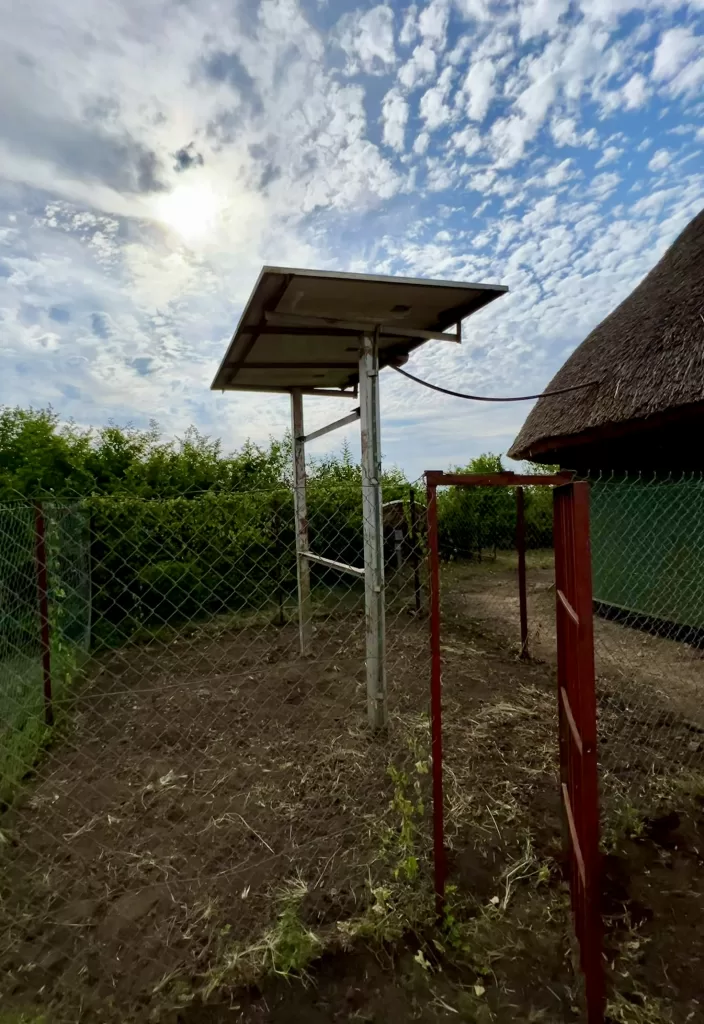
[509, 208, 704, 470]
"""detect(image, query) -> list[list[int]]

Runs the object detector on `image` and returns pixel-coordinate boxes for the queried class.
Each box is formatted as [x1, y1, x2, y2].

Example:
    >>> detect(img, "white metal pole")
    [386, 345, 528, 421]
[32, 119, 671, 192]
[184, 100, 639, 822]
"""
[291, 389, 312, 654]
[359, 333, 387, 730]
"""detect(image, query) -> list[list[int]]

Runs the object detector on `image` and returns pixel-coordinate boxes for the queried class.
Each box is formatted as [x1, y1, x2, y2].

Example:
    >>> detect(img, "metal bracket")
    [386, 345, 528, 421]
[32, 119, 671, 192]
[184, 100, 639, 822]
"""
[264, 310, 461, 343]
[301, 551, 365, 578]
[300, 407, 360, 444]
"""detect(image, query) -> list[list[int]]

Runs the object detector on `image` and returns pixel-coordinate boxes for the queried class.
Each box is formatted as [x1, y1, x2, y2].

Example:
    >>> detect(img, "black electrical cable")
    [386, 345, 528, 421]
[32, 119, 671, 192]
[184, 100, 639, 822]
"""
[390, 364, 600, 402]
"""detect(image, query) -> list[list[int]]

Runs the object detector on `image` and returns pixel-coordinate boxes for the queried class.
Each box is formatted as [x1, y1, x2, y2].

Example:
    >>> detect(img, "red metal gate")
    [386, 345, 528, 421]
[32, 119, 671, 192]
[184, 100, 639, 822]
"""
[425, 472, 604, 1022]
[553, 482, 604, 1023]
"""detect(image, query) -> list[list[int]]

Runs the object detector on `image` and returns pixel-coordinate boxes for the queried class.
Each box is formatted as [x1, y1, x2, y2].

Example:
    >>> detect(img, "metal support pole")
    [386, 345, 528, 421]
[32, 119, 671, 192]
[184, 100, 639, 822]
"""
[359, 333, 387, 730]
[516, 487, 529, 658]
[291, 389, 312, 654]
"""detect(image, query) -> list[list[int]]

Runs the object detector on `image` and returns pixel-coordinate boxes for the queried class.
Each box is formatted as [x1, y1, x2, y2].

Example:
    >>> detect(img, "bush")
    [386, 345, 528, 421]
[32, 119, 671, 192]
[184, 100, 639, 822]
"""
[136, 560, 204, 624]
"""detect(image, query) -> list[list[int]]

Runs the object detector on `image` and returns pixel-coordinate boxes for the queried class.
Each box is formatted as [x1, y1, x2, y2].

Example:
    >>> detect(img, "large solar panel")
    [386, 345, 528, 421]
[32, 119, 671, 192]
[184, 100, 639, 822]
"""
[211, 266, 507, 394]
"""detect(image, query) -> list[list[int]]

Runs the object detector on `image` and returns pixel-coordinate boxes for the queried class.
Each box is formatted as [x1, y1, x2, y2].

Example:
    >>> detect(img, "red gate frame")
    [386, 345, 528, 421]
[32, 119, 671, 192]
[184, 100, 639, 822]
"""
[425, 471, 604, 1023]
[553, 481, 604, 1023]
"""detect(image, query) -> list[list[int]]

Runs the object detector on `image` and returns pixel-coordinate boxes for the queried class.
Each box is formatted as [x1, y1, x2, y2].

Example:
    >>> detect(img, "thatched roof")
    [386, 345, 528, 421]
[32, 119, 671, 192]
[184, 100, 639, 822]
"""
[509, 208, 704, 464]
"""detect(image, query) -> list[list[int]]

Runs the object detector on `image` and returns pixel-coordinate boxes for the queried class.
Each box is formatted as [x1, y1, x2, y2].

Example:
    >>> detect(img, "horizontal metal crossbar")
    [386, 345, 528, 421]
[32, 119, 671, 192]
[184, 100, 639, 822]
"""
[301, 408, 360, 444]
[557, 589, 580, 626]
[300, 551, 365, 577]
[562, 783, 587, 886]
[561, 687, 584, 756]
[424, 471, 573, 487]
[265, 310, 461, 343]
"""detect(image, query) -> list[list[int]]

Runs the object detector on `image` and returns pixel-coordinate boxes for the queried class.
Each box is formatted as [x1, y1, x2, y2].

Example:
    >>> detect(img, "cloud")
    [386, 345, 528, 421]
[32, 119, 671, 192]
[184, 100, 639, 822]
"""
[519, 0, 570, 41]
[490, 71, 558, 167]
[172, 143, 204, 173]
[1, 0, 703, 477]
[418, 0, 450, 49]
[419, 66, 454, 130]
[543, 157, 574, 186]
[337, 4, 397, 74]
[413, 130, 430, 154]
[462, 58, 497, 122]
[652, 27, 699, 81]
[596, 145, 623, 167]
[648, 148, 672, 171]
[398, 40, 437, 89]
[622, 72, 650, 109]
[381, 88, 409, 151]
[589, 171, 621, 197]
[399, 5, 418, 45]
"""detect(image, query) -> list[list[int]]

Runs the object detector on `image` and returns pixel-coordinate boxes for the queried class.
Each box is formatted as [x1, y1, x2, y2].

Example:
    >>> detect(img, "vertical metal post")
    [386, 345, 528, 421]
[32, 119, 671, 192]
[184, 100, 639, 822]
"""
[34, 502, 53, 728]
[291, 389, 312, 654]
[426, 481, 445, 914]
[516, 487, 528, 658]
[393, 529, 403, 573]
[359, 333, 387, 730]
[409, 486, 422, 613]
[554, 482, 604, 1024]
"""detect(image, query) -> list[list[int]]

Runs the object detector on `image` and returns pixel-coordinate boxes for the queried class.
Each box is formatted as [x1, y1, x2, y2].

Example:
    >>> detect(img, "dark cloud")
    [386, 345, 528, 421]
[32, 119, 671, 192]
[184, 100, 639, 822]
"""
[172, 142, 204, 173]
[0, 261, 11, 278]
[19, 303, 40, 326]
[131, 357, 153, 376]
[201, 51, 262, 116]
[0, 56, 166, 195]
[91, 313, 110, 339]
[49, 306, 70, 323]
[248, 143, 281, 190]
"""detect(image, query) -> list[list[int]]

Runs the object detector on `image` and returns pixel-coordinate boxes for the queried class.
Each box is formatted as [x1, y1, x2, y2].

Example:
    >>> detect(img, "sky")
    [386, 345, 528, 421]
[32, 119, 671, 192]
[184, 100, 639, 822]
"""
[0, 0, 702, 479]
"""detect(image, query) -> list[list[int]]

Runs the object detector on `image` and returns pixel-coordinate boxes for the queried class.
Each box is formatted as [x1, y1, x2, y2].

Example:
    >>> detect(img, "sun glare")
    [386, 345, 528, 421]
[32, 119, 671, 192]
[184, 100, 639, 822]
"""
[156, 182, 221, 242]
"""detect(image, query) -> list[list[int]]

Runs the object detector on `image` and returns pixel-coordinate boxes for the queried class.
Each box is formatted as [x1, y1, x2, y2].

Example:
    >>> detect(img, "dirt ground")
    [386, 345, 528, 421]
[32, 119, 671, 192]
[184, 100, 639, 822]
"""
[1, 565, 704, 1022]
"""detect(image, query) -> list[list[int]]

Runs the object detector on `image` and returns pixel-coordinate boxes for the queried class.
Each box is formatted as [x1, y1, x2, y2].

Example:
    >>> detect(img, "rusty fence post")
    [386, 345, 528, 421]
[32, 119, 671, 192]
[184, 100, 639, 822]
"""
[516, 486, 529, 658]
[426, 479, 446, 914]
[409, 486, 422, 613]
[34, 501, 53, 728]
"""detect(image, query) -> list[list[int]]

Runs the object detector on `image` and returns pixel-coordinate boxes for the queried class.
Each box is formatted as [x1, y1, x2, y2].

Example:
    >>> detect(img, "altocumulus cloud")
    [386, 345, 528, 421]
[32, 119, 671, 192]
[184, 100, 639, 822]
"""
[0, 0, 702, 477]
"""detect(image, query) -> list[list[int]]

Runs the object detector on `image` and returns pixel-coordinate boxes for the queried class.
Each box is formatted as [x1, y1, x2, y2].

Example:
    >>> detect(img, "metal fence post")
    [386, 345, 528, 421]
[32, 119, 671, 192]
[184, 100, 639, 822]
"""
[34, 502, 53, 728]
[554, 481, 604, 1024]
[516, 486, 529, 658]
[359, 332, 387, 730]
[291, 389, 312, 654]
[426, 479, 446, 914]
[409, 486, 422, 613]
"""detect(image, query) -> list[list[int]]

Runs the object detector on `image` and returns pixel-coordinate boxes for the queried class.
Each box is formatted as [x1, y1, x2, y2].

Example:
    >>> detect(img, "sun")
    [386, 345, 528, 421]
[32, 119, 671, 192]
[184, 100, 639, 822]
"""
[155, 181, 221, 242]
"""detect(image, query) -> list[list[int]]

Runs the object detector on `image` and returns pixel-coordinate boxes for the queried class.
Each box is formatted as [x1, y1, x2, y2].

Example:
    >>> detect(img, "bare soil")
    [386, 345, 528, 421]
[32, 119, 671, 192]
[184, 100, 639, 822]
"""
[1, 566, 704, 1022]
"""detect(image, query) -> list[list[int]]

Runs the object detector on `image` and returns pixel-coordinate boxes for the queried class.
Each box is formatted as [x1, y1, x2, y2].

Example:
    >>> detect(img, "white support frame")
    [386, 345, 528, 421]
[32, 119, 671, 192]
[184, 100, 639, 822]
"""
[359, 332, 387, 731]
[291, 389, 313, 654]
[289, 337, 388, 730]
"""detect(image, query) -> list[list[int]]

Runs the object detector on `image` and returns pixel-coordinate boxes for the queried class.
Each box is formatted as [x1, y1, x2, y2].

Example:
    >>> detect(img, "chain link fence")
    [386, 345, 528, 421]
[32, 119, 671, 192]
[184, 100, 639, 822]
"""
[2, 474, 704, 1019]
[0, 500, 90, 803]
[0, 484, 434, 1020]
[433, 473, 704, 829]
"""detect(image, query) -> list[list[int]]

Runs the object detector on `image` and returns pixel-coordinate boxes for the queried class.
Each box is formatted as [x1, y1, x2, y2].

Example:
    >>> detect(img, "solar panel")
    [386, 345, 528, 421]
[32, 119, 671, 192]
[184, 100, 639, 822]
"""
[211, 266, 507, 394]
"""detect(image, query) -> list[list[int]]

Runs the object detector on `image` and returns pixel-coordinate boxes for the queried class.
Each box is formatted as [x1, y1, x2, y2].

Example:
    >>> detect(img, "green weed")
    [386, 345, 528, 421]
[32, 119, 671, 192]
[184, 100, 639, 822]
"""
[203, 876, 322, 997]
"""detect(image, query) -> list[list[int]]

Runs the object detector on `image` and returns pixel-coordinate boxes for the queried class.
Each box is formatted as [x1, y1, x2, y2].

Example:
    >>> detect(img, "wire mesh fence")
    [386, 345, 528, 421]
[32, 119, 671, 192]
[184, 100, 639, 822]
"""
[0, 484, 433, 1020]
[3, 473, 704, 1020]
[433, 473, 704, 828]
[587, 472, 704, 818]
[0, 500, 91, 801]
